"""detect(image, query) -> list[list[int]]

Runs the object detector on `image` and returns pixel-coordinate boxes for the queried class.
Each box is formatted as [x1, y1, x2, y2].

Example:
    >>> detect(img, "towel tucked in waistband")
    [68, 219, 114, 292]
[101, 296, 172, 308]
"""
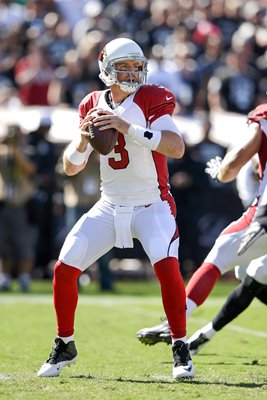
[114, 205, 134, 248]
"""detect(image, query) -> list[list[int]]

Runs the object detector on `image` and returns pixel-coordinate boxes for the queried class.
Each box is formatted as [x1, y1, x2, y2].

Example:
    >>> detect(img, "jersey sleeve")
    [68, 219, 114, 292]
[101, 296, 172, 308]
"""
[78, 91, 102, 126]
[134, 84, 176, 125]
[248, 104, 267, 123]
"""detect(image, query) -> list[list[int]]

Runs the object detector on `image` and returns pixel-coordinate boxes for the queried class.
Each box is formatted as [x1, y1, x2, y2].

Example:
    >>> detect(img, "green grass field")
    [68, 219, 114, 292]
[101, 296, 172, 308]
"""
[0, 279, 266, 400]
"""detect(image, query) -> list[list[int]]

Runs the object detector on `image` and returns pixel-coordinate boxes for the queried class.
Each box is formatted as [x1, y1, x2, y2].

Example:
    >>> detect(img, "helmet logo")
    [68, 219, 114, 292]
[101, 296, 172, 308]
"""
[99, 49, 107, 62]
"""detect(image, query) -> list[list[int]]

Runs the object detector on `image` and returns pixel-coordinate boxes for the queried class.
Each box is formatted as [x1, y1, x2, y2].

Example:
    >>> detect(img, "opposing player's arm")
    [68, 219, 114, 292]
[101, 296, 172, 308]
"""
[217, 122, 262, 183]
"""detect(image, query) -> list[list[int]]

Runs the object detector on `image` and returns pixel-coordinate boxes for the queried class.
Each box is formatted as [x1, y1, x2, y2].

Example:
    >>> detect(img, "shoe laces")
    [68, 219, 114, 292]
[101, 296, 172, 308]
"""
[172, 341, 191, 366]
[47, 338, 66, 363]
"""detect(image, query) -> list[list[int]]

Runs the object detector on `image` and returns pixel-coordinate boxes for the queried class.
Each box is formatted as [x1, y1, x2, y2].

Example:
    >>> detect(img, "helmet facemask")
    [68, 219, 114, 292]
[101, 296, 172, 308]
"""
[98, 38, 148, 93]
[106, 57, 147, 93]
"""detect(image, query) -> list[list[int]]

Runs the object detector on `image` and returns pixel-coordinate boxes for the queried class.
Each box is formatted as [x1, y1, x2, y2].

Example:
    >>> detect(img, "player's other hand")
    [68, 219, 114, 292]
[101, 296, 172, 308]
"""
[205, 156, 222, 180]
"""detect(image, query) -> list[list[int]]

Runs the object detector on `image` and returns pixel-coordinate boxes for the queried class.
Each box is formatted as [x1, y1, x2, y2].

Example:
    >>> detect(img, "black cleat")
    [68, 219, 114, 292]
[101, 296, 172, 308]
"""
[136, 319, 171, 345]
[38, 338, 78, 377]
[172, 341, 195, 379]
[188, 331, 210, 355]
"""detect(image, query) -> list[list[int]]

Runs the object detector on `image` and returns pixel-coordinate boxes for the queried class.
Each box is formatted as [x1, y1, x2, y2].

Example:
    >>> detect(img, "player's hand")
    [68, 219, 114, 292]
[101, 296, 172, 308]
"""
[205, 156, 222, 180]
[92, 112, 130, 134]
[81, 108, 105, 134]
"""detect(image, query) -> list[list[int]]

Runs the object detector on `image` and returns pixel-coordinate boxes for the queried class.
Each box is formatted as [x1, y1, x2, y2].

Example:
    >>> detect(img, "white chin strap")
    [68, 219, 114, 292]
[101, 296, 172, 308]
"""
[118, 82, 140, 93]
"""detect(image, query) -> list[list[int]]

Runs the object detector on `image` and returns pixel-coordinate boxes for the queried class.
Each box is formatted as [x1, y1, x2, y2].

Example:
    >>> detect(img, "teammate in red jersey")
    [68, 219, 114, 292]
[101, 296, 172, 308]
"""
[238, 163, 267, 255]
[37, 38, 194, 380]
[137, 103, 267, 346]
[188, 156, 267, 355]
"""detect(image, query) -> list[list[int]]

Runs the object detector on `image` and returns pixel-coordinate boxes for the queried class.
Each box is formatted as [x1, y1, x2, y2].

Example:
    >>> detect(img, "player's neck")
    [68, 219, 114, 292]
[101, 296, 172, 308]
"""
[109, 86, 130, 106]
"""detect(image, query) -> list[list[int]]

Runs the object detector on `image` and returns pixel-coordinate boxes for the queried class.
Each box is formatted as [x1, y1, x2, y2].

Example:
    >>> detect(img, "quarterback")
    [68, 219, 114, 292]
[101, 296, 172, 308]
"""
[37, 38, 194, 380]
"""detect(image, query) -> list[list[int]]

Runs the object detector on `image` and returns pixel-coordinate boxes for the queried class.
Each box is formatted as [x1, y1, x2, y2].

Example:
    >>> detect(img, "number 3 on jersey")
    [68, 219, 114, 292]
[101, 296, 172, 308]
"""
[108, 133, 129, 170]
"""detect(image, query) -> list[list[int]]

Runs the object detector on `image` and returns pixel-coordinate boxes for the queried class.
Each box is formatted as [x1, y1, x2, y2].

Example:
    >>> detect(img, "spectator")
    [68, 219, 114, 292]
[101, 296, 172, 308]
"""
[27, 115, 59, 275]
[48, 49, 95, 108]
[210, 0, 243, 51]
[0, 78, 23, 109]
[44, 14, 74, 68]
[1, 0, 267, 273]
[194, 23, 224, 111]
[167, 142, 209, 275]
[189, 113, 243, 258]
[14, 42, 55, 105]
[0, 124, 37, 292]
[207, 48, 260, 114]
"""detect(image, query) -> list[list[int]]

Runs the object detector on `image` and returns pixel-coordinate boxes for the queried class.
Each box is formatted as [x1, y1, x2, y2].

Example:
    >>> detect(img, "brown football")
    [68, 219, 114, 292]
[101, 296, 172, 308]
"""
[88, 112, 118, 155]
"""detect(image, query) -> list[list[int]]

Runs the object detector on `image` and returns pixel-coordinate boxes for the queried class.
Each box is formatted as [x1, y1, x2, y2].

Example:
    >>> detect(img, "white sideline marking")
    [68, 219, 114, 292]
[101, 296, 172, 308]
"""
[0, 374, 12, 381]
[0, 294, 162, 305]
[1, 295, 266, 339]
[0, 295, 261, 306]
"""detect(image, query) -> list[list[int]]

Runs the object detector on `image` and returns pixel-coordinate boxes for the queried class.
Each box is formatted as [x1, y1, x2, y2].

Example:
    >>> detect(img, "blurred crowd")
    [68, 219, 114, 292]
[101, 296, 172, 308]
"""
[0, 0, 265, 290]
[1, 0, 267, 113]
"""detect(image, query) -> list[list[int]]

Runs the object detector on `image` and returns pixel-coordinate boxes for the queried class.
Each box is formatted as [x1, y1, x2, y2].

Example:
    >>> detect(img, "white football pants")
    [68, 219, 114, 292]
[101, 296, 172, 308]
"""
[59, 198, 179, 271]
[205, 221, 267, 285]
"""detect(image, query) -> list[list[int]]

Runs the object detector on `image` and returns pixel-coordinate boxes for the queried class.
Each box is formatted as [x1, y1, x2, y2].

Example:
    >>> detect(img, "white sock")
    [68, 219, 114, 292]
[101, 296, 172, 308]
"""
[200, 322, 216, 339]
[172, 336, 187, 346]
[58, 335, 74, 344]
[186, 297, 197, 318]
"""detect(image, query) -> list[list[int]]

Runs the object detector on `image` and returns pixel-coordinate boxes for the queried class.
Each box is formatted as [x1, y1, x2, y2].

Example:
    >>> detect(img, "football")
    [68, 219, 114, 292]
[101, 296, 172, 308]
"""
[88, 112, 118, 155]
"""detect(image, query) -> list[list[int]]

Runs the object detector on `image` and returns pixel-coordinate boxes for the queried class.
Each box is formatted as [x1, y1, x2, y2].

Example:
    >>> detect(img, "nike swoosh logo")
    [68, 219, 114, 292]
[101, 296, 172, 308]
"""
[166, 96, 173, 101]
[184, 365, 192, 371]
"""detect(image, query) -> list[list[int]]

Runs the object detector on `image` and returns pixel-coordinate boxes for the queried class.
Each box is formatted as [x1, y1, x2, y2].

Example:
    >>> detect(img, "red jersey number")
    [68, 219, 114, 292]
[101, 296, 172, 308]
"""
[108, 133, 129, 170]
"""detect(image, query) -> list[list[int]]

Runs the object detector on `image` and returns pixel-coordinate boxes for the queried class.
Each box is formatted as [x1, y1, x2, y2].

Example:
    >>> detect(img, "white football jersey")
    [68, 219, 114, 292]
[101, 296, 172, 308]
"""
[249, 105, 267, 205]
[79, 84, 181, 207]
[204, 104, 267, 275]
[257, 119, 267, 206]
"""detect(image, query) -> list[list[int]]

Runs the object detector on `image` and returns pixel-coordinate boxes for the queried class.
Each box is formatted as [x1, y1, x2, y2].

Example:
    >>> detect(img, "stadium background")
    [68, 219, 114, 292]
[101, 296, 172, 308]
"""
[0, 0, 266, 286]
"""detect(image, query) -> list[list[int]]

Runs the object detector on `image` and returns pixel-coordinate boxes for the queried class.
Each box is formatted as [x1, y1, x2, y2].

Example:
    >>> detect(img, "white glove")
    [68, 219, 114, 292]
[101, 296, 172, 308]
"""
[205, 156, 222, 180]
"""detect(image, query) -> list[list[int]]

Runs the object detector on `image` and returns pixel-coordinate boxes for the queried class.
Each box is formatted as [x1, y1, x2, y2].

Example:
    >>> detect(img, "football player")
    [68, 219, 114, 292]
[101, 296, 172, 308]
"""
[188, 262, 267, 355]
[238, 169, 267, 255]
[37, 38, 194, 380]
[136, 103, 267, 347]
